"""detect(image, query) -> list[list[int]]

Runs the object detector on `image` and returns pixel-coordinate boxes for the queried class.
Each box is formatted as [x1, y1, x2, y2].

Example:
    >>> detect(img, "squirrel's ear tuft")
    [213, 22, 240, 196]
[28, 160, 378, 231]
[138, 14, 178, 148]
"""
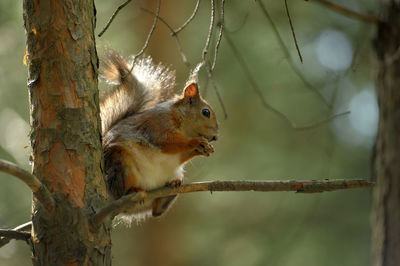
[183, 83, 200, 99]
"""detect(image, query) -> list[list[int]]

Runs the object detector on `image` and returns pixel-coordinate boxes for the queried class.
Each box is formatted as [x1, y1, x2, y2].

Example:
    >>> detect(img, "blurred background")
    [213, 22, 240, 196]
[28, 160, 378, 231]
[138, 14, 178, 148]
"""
[0, 0, 377, 265]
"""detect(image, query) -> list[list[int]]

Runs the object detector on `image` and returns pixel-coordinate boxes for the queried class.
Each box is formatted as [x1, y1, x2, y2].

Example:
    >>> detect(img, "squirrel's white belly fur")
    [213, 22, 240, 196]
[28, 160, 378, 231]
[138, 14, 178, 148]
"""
[128, 143, 184, 190]
[116, 143, 184, 224]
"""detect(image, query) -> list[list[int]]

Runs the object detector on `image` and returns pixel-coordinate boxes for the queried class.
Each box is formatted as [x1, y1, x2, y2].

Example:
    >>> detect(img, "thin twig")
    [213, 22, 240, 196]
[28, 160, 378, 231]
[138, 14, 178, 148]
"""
[258, 1, 290, 61]
[284, 0, 303, 63]
[225, 10, 250, 33]
[199, 0, 227, 118]
[257, 1, 330, 108]
[174, 0, 202, 34]
[0, 221, 32, 248]
[133, 0, 161, 60]
[125, 0, 161, 77]
[224, 32, 348, 130]
[202, 73, 210, 97]
[206, 63, 228, 119]
[91, 192, 146, 228]
[90, 179, 374, 227]
[98, 0, 133, 37]
[292, 111, 350, 130]
[0, 159, 55, 211]
[202, 0, 216, 64]
[0, 230, 30, 241]
[223, 32, 290, 117]
[349, 25, 371, 72]
[211, 0, 225, 71]
[307, 0, 382, 24]
[140, 7, 174, 34]
[173, 36, 191, 67]
[140, 7, 191, 67]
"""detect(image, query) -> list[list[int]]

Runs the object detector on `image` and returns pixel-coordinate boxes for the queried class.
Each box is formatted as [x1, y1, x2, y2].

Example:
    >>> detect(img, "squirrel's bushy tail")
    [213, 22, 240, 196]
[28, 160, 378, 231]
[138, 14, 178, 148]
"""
[99, 50, 176, 134]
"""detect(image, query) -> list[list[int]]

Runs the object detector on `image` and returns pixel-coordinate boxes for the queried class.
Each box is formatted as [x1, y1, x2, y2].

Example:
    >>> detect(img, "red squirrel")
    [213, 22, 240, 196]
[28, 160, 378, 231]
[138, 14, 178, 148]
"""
[100, 51, 219, 222]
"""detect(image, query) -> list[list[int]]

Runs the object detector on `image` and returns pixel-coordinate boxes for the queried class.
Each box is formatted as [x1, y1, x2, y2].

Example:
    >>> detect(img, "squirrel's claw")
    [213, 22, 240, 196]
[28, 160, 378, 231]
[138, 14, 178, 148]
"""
[166, 178, 182, 188]
[126, 187, 147, 204]
[138, 191, 147, 204]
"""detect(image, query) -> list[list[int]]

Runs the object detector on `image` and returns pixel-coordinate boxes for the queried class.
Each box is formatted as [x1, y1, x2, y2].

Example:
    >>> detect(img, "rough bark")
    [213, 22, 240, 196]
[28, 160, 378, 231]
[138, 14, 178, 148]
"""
[372, 1, 400, 266]
[23, 0, 111, 265]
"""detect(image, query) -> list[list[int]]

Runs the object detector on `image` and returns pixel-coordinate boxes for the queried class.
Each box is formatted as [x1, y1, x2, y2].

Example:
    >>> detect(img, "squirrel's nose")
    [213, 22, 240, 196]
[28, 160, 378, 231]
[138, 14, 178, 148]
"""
[210, 136, 218, 141]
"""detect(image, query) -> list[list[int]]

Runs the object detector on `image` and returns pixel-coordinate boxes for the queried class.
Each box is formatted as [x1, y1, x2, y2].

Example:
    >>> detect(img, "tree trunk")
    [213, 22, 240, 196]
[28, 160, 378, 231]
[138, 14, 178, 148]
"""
[372, 2, 400, 266]
[23, 0, 111, 265]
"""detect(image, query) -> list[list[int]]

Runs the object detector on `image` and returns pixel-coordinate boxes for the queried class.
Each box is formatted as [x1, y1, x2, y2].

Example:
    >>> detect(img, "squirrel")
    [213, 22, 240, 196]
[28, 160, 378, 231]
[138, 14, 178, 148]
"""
[99, 50, 219, 223]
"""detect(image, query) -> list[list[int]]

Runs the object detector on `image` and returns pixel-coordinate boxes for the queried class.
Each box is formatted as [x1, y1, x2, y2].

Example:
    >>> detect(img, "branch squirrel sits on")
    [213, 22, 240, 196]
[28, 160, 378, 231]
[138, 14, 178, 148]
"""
[99, 50, 219, 223]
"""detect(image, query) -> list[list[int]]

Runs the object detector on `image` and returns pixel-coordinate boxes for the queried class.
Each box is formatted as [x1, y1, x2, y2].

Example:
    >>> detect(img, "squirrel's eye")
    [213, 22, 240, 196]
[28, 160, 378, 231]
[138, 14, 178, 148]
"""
[202, 108, 210, 118]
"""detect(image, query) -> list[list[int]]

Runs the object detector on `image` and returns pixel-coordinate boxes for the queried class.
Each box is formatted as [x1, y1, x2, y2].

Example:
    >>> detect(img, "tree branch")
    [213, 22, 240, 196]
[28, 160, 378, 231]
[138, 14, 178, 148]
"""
[257, 1, 330, 108]
[224, 32, 349, 130]
[98, 0, 132, 37]
[307, 0, 382, 24]
[91, 179, 373, 228]
[225, 8, 249, 33]
[284, 0, 303, 63]
[124, 0, 161, 77]
[131, 0, 160, 60]
[211, 0, 225, 71]
[174, 0, 201, 34]
[0, 221, 32, 248]
[199, 0, 228, 119]
[0, 159, 55, 211]
[140, 7, 191, 67]
[202, 0, 216, 64]
[0, 230, 30, 241]
[91, 192, 147, 228]
[205, 63, 228, 119]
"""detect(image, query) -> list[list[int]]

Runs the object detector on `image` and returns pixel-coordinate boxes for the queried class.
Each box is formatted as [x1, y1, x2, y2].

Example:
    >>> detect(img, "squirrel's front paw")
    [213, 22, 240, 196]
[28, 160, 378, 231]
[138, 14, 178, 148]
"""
[195, 138, 214, 156]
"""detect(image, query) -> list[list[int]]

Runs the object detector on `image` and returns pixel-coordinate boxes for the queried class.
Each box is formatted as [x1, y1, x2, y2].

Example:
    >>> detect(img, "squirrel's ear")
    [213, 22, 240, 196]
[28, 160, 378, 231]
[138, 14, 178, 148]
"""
[183, 83, 200, 100]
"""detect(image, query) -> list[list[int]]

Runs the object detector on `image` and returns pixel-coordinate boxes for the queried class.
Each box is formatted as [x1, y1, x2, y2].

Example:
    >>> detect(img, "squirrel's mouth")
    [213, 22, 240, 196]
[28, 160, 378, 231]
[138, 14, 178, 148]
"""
[209, 136, 218, 142]
[201, 134, 218, 142]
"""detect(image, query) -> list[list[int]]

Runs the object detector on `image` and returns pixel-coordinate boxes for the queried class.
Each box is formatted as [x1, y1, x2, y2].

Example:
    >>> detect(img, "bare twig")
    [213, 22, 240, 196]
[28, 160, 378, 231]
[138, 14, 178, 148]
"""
[202, 75, 210, 96]
[202, 0, 216, 64]
[98, 0, 133, 37]
[257, 1, 330, 108]
[140, 7, 173, 34]
[198, 0, 228, 118]
[0, 159, 54, 211]
[140, 7, 191, 67]
[174, 0, 201, 34]
[0, 230, 30, 241]
[211, 0, 225, 71]
[257, 1, 290, 62]
[132, 0, 161, 60]
[224, 32, 348, 130]
[205, 64, 228, 119]
[124, 0, 161, 77]
[284, 0, 303, 63]
[0, 221, 32, 248]
[307, 0, 382, 24]
[91, 179, 374, 227]
[226, 10, 249, 33]
[11, 221, 31, 232]
[224, 32, 290, 115]
[91, 192, 146, 228]
[292, 111, 350, 130]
